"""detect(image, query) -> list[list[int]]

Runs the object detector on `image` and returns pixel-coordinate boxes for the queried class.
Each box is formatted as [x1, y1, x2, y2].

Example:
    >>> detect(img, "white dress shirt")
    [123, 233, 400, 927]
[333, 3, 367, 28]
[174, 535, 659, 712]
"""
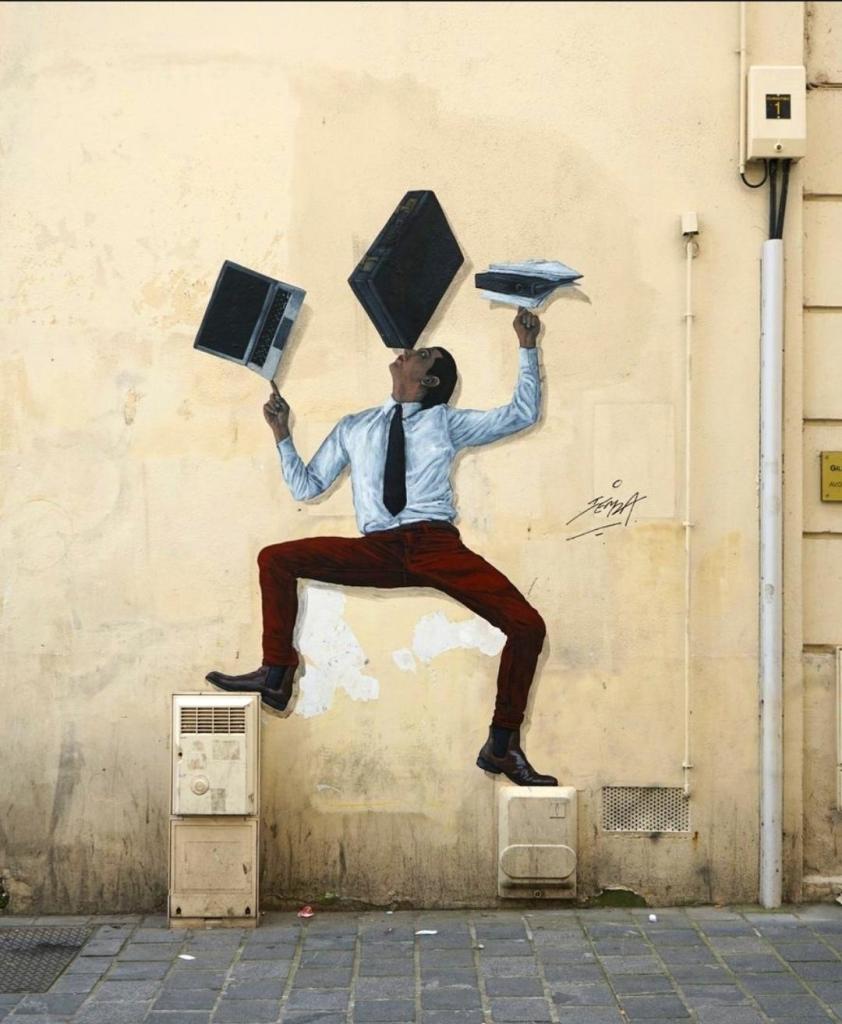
[277, 347, 540, 534]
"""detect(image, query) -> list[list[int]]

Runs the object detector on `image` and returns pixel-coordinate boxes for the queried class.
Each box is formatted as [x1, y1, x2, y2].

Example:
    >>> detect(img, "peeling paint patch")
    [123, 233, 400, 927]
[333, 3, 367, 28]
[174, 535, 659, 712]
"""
[410, 612, 506, 664]
[294, 588, 379, 717]
[392, 648, 417, 673]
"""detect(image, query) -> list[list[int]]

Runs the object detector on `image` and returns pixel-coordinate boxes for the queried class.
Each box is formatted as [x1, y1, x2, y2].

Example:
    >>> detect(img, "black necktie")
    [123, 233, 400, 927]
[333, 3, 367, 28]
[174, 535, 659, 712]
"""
[383, 405, 407, 515]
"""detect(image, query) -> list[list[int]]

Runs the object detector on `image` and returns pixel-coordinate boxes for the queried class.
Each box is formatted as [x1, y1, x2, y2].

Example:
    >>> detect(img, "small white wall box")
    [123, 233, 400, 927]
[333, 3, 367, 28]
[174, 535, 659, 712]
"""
[747, 66, 806, 161]
[498, 786, 578, 899]
[169, 817, 258, 926]
[172, 694, 259, 816]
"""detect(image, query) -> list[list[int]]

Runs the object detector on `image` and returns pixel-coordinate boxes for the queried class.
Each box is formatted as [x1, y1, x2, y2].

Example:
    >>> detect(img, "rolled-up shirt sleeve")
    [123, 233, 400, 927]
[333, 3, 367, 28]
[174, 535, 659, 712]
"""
[277, 417, 350, 500]
[446, 347, 541, 451]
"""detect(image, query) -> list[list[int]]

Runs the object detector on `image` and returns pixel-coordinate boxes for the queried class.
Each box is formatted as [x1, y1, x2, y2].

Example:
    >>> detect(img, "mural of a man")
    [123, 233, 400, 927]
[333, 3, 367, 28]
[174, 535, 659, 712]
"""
[208, 309, 556, 786]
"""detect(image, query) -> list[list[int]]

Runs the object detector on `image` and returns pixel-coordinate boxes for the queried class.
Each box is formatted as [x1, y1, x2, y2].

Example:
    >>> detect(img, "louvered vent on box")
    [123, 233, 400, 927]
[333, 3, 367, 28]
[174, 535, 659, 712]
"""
[172, 694, 259, 816]
[601, 786, 690, 833]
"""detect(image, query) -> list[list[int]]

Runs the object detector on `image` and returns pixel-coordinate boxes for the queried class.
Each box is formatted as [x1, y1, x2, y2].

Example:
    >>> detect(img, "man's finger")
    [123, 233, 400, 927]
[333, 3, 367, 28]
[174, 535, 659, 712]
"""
[270, 380, 281, 397]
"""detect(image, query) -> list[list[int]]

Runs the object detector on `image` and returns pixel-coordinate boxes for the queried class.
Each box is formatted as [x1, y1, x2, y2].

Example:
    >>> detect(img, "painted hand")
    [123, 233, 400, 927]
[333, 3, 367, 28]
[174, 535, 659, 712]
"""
[514, 307, 540, 348]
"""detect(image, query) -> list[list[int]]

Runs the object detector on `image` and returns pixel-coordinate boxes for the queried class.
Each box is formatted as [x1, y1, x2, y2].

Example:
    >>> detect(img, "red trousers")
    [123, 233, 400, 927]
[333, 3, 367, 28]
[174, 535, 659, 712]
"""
[257, 521, 545, 728]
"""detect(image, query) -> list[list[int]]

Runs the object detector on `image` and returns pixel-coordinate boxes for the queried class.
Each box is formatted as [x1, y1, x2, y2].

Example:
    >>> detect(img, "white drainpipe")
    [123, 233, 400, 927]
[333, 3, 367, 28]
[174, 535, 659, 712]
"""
[759, 238, 783, 908]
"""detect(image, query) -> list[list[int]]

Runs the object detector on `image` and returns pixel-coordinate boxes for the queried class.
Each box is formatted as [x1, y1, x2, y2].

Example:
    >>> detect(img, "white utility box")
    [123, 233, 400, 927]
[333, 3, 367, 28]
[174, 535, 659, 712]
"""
[169, 693, 260, 929]
[498, 786, 577, 899]
[169, 817, 258, 925]
[172, 693, 259, 816]
[747, 65, 806, 161]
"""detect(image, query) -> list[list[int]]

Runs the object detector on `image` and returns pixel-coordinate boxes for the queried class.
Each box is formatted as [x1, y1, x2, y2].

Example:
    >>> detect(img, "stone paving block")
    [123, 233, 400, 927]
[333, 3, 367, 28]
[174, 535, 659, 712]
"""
[551, 983, 617, 1006]
[599, 955, 666, 975]
[240, 944, 298, 960]
[147, 1014, 211, 1024]
[66, 957, 112, 974]
[280, 1015, 345, 1024]
[212, 998, 281, 1022]
[535, 946, 597, 963]
[775, 942, 839, 961]
[80, 939, 126, 957]
[92, 979, 162, 1000]
[475, 939, 532, 957]
[656, 946, 719, 965]
[696, 922, 757, 935]
[532, 929, 592, 944]
[358, 925, 416, 942]
[415, 933, 473, 949]
[474, 924, 528, 940]
[585, 924, 643, 939]
[247, 926, 301, 942]
[739, 971, 809, 993]
[488, 997, 553, 1021]
[792, 960, 842, 980]
[484, 976, 545, 996]
[721, 953, 786, 972]
[222, 980, 284, 1000]
[419, 1011, 486, 1024]
[133, 928, 184, 944]
[358, 959, 415, 977]
[679, 984, 750, 1004]
[118, 942, 182, 961]
[349, 997, 415, 1021]
[228, 961, 291, 982]
[164, 970, 229, 989]
[665, 964, 735, 985]
[48, 972, 99, 993]
[419, 968, 478, 987]
[358, 941, 414, 959]
[421, 948, 474, 967]
[75, 1002, 152, 1023]
[554, 1008, 624, 1023]
[542, 963, 605, 982]
[608, 974, 676, 994]
[300, 936, 355, 950]
[140, 915, 170, 928]
[420, 987, 481, 1010]
[299, 951, 354, 968]
[174, 952, 237, 970]
[617, 993, 691, 1018]
[478, 956, 538, 976]
[291, 968, 353, 988]
[644, 930, 703, 946]
[692, 1010, 766, 1024]
[154, 988, 219, 1010]
[8, 993, 87, 1015]
[810, 979, 842, 999]
[708, 938, 771, 954]
[754, 991, 835, 1016]
[354, 976, 416, 999]
[286, 989, 349, 1011]
[592, 939, 652, 956]
[108, 961, 171, 980]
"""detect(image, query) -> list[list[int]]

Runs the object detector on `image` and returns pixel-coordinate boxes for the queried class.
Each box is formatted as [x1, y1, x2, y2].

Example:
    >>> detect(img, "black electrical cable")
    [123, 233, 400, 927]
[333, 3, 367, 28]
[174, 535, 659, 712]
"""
[769, 159, 778, 240]
[740, 160, 769, 189]
[774, 158, 791, 239]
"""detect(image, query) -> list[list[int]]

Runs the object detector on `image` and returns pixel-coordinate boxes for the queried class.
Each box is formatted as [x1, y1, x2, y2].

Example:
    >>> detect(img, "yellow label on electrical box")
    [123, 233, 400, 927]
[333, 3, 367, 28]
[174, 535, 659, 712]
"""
[821, 452, 842, 502]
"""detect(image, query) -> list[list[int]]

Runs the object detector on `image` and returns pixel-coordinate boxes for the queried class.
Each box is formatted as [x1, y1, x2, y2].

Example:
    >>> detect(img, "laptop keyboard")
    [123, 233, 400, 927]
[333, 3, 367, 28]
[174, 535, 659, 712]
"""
[251, 288, 291, 367]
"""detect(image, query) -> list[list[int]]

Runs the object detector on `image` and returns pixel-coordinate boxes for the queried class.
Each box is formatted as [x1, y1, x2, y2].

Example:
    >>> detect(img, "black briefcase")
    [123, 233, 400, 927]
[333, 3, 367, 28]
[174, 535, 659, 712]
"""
[349, 190, 463, 349]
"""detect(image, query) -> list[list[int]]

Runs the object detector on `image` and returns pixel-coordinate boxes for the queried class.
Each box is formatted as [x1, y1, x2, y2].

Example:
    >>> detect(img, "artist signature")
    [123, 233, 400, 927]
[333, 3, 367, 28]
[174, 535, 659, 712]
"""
[566, 480, 647, 541]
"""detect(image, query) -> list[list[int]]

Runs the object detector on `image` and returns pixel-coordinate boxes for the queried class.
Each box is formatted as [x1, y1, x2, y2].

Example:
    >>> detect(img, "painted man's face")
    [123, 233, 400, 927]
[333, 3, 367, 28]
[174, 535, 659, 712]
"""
[389, 346, 442, 393]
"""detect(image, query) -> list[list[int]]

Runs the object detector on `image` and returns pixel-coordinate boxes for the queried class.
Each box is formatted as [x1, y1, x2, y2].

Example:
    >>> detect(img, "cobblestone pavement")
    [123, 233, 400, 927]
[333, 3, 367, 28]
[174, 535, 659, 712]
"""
[4, 904, 842, 1023]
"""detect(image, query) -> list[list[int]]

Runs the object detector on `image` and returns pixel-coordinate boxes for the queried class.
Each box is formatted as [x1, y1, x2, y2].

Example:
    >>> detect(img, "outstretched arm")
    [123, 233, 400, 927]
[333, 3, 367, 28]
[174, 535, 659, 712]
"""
[446, 308, 542, 451]
[265, 382, 349, 500]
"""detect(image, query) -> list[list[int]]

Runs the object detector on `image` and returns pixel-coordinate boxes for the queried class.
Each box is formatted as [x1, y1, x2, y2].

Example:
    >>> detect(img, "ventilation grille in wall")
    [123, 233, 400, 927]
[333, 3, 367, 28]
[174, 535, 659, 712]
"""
[179, 706, 246, 734]
[602, 786, 690, 833]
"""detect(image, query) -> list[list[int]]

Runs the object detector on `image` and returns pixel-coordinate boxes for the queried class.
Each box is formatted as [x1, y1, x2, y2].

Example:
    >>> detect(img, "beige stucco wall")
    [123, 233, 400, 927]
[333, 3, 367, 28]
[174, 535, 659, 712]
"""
[0, 1, 809, 912]
[801, 0, 842, 896]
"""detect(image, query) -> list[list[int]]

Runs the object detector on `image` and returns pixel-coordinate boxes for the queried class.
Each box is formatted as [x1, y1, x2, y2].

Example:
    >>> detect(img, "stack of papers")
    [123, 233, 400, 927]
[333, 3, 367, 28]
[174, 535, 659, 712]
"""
[476, 259, 582, 309]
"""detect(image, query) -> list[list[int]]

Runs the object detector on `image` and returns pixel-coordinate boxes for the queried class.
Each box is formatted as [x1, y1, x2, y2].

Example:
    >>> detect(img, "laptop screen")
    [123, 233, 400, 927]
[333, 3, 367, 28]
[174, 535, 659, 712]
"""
[197, 265, 272, 360]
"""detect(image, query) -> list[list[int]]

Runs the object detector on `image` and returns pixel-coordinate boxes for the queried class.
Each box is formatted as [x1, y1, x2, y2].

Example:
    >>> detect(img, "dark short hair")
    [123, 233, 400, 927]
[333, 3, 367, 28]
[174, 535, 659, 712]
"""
[421, 347, 458, 409]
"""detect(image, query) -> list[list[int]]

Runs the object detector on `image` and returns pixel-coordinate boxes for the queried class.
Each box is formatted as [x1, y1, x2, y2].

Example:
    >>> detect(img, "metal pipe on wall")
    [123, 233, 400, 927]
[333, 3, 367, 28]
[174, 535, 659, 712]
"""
[759, 238, 784, 908]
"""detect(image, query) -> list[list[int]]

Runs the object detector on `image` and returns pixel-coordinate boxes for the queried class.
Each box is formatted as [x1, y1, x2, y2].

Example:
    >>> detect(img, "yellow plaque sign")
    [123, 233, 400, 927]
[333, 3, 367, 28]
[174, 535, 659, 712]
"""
[821, 452, 842, 502]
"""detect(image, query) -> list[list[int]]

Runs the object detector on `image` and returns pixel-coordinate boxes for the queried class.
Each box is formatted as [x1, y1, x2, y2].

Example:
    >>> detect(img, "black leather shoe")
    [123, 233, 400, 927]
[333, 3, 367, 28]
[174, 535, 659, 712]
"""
[205, 665, 296, 713]
[476, 728, 558, 786]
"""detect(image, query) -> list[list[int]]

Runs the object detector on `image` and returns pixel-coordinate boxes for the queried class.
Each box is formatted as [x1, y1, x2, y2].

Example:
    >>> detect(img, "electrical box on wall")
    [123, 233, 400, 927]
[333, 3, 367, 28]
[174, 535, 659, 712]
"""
[172, 694, 259, 816]
[498, 787, 578, 899]
[170, 817, 258, 923]
[747, 65, 806, 161]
